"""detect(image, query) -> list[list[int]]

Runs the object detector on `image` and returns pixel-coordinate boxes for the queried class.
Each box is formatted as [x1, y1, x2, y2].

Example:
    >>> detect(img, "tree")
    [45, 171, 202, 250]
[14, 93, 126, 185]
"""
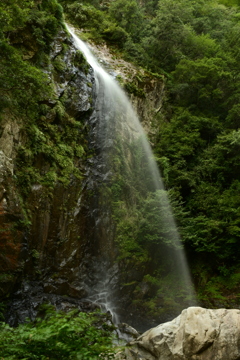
[109, 0, 145, 42]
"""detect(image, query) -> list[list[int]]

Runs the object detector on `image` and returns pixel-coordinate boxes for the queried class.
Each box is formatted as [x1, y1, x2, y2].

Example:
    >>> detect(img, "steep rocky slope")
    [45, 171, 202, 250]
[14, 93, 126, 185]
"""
[1, 28, 96, 322]
[0, 22, 165, 329]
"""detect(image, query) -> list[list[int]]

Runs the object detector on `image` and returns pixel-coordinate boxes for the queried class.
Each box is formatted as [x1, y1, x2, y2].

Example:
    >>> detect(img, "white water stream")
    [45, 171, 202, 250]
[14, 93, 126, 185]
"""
[66, 24, 195, 325]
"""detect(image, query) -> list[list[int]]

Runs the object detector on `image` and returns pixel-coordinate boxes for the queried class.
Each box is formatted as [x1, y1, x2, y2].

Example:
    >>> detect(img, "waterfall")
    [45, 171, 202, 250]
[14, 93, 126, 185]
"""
[66, 24, 196, 329]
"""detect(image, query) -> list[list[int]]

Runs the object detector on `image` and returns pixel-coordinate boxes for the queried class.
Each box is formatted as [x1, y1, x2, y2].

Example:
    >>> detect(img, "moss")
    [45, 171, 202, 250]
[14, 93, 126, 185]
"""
[0, 274, 15, 282]
[116, 75, 125, 88]
[124, 81, 146, 98]
[32, 249, 40, 259]
[53, 56, 66, 72]
[14, 62, 90, 196]
[73, 50, 90, 74]
[41, 170, 57, 188]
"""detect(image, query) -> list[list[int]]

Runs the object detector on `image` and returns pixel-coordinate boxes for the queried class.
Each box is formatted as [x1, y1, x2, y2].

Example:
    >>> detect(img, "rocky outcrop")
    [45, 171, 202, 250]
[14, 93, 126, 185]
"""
[117, 307, 240, 360]
[87, 39, 165, 139]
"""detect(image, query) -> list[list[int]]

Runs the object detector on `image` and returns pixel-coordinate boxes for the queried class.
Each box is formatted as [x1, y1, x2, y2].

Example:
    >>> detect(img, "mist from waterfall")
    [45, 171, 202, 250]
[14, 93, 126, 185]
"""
[66, 24, 196, 327]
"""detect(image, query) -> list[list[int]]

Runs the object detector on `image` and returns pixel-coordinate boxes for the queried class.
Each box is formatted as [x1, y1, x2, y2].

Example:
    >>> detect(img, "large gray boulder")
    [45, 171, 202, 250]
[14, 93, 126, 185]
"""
[117, 307, 240, 360]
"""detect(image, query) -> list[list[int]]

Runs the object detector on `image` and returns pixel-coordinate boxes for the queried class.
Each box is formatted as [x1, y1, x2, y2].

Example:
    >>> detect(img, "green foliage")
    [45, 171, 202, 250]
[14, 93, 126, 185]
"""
[132, 271, 195, 317]
[124, 81, 146, 98]
[0, 0, 88, 202]
[102, 24, 129, 47]
[108, 0, 145, 42]
[0, 0, 31, 36]
[0, 309, 116, 359]
[141, 0, 195, 71]
[28, 1, 63, 50]
[53, 56, 66, 71]
[0, 0, 63, 54]
[139, 0, 240, 71]
[172, 57, 232, 116]
[73, 50, 90, 73]
[0, 41, 53, 115]
[157, 107, 240, 262]
[140, 0, 159, 16]
[15, 108, 86, 195]
[0, 0, 64, 114]
[0, 302, 6, 321]
[63, 2, 107, 42]
[192, 263, 240, 306]
[137, 190, 182, 248]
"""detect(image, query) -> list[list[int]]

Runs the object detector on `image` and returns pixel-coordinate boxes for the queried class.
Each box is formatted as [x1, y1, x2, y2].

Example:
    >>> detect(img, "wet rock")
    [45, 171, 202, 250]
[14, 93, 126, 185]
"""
[5, 280, 100, 326]
[43, 279, 87, 298]
[0, 26, 98, 309]
[117, 307, 240, 360]
[0, 114, 24, 297]
[117, 323, 140, 343]
[0, 113, 22, 180]
[68, 285, 88, 298]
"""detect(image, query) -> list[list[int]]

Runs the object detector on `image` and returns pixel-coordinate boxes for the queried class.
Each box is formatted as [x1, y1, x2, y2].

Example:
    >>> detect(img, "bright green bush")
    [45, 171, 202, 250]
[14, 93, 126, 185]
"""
[0, 309, 116, 359]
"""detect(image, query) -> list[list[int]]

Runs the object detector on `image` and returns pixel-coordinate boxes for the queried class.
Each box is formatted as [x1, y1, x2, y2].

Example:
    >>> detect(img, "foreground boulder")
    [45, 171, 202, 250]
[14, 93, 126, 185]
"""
[117, 307, 240, 359]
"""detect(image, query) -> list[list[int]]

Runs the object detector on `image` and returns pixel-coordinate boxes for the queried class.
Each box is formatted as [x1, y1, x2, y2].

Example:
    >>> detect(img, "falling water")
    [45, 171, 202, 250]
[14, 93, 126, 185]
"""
[66, 24, 195, 328]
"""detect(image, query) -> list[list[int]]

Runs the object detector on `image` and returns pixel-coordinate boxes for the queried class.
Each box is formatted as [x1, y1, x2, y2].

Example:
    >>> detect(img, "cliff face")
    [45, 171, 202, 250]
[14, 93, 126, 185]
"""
[1, 28, 96, 321]
[0, 25, 165, 327]
[0, 111, 23, 299]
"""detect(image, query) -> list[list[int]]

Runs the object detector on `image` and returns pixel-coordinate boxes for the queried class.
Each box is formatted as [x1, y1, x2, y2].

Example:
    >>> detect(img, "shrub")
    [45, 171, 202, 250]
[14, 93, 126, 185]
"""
[0, 309, 116, 359]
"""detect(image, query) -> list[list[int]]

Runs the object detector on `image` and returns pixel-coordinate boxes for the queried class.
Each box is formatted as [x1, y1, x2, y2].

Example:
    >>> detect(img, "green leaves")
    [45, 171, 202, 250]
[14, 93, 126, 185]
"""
[172, 57, 232, 116]
[0, 41, 52, 115]
[0, 0, 65, 116]
[0, 310, 116, 359]
[0, 0, 32, 36]
[108, 0, 145, 42]
[137, 190, 181, 249]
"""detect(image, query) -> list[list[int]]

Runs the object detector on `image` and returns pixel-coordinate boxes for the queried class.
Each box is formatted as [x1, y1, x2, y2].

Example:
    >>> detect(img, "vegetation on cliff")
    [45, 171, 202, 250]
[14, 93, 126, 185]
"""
[0, 0, 89, 195]
[0, 0, 93, 313]
[2, 0, 240, 341]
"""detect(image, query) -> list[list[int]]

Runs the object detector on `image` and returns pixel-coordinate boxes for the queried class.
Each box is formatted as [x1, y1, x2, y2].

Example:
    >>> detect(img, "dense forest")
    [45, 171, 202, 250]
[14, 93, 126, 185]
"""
[1, 0, 240, 357]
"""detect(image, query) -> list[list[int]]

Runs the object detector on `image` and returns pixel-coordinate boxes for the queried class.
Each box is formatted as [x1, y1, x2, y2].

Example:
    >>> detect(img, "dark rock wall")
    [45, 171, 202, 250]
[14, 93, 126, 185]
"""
[0, 27, 165, 326]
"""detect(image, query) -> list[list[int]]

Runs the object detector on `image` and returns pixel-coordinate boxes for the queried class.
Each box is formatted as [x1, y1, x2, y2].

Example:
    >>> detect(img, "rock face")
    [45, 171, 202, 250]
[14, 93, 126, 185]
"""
[118, 307, 240, 360]
[0, 24, 165, 328]
[0, 29, 99, 318]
